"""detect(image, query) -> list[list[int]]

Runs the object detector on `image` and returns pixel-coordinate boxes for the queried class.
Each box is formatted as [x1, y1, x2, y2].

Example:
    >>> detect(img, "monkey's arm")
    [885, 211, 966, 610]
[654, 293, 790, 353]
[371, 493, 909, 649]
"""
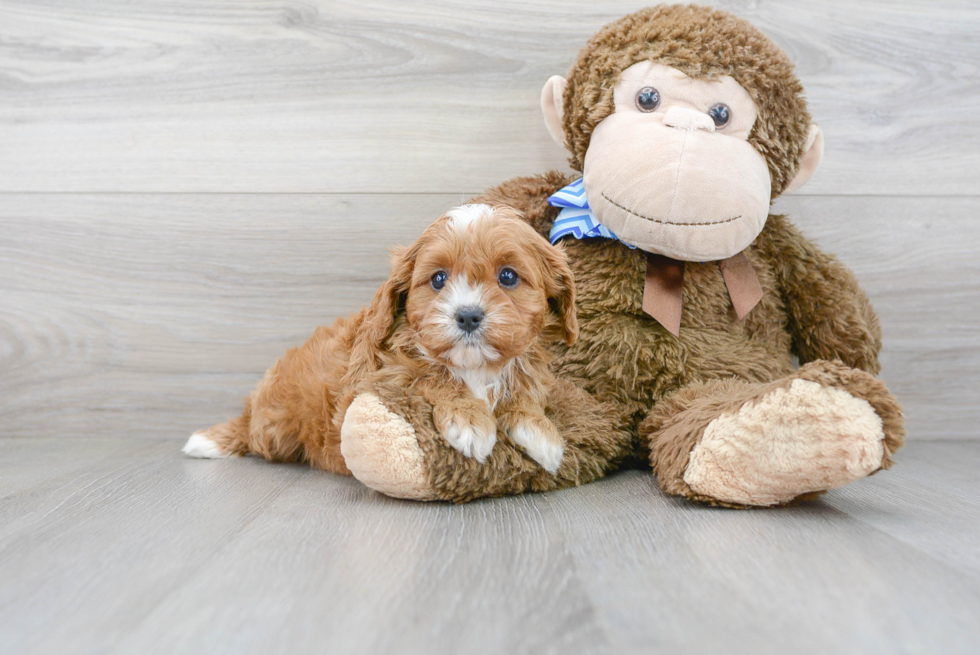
[469, 171, 576, 238]
[760, 214, 882, 374]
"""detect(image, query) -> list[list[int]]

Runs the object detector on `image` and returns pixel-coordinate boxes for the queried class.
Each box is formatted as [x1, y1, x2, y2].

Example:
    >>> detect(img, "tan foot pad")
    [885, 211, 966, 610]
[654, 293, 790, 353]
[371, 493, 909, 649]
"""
[340, 393, 439, 501]
[684, 379, 885, 506]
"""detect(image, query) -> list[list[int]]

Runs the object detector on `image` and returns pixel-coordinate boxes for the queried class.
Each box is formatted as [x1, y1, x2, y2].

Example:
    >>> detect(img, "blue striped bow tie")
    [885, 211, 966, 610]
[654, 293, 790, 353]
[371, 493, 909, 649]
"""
[547, 178, 635, 249]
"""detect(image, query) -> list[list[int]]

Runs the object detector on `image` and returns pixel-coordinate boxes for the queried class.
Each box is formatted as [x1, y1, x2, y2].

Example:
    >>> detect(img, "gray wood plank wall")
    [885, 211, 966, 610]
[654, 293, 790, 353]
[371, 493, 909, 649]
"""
[2, 0, 978, 440]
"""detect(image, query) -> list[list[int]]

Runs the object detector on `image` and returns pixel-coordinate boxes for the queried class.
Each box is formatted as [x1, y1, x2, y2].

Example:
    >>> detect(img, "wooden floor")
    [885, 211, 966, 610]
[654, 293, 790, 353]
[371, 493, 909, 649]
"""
[0, 438, 978, 654]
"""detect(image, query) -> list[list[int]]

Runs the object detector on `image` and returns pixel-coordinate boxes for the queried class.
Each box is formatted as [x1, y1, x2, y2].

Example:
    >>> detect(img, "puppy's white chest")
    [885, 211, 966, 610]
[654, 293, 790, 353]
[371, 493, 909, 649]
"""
[453, 364, 511, 408]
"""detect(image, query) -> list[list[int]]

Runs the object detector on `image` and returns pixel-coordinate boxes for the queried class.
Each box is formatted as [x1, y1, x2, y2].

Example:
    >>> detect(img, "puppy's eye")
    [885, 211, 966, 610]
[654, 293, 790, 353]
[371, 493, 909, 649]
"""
[707, 103, 731, 128]
[498, 268, 519, 288]
[431, 271, 447, 291]
[635, 87, 661, 112]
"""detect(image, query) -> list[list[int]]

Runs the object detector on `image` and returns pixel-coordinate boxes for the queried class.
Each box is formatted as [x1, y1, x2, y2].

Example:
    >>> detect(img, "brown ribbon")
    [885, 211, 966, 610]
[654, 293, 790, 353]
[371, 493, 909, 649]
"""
[642, 251, 763, 336]
[642, 254, 685, 337]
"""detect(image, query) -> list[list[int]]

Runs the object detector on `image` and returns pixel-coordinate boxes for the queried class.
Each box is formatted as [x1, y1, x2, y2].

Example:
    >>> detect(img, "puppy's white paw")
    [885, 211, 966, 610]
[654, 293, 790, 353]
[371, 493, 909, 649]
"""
[182, 431, 232, 459]
[442, 418, 497, 463]
[509, 422, 564, 474]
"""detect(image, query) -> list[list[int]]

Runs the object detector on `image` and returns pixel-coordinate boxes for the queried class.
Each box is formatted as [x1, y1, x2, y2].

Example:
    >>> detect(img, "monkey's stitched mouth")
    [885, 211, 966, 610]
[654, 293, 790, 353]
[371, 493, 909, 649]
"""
[600, 192, 742, 226]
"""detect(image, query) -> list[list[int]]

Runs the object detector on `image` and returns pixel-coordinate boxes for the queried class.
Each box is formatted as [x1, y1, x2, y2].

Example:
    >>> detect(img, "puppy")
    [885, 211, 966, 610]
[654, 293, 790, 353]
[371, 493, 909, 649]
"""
[183, 204, 578, 474]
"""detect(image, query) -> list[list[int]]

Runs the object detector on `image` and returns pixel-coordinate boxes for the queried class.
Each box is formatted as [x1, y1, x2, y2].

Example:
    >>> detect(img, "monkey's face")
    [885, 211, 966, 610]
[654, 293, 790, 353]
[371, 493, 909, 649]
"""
[580, 62, 770, 261]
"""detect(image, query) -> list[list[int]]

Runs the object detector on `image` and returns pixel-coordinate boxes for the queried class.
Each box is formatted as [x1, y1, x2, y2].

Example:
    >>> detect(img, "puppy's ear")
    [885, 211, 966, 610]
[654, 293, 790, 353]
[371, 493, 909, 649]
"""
[537, 241, 578, 346]
[346, 243, 418, 380]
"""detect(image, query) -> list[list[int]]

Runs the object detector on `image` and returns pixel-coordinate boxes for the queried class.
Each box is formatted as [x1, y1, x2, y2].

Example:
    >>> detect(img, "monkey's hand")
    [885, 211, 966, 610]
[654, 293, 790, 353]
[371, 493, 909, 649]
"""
[764, 215, 882, 374]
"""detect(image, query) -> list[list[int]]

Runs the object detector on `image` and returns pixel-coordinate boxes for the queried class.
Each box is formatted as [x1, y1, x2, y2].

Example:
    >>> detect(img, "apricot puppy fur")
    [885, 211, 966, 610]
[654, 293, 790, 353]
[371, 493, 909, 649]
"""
[184, 204, 578, 474]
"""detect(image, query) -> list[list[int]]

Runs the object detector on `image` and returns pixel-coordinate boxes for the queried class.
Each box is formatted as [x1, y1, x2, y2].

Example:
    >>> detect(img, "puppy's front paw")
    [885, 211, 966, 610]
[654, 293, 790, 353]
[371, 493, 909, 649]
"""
[435, 406, 497, 463]
[508, 418, 564, 474]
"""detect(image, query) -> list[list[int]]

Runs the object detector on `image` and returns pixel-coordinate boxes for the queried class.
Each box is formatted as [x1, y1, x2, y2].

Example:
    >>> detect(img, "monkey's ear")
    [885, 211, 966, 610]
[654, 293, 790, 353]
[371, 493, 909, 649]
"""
[541, 75, 568, 148]
[784, 125, 824, 194]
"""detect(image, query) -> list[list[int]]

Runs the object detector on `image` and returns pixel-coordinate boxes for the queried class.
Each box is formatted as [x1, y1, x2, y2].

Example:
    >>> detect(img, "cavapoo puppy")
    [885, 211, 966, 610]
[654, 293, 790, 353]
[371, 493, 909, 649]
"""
[183, 204, 578, 473]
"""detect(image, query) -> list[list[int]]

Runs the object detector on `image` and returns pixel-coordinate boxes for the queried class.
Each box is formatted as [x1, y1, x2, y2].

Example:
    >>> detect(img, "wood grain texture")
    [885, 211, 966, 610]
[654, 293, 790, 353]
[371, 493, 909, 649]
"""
[0, 438, 611, 655]
[543, 457, 980, 654]
[824, 441, 980, 579]
[0, 438, 978, 654]
[2, 193, 976, 441]
[1, 0, 978, 194]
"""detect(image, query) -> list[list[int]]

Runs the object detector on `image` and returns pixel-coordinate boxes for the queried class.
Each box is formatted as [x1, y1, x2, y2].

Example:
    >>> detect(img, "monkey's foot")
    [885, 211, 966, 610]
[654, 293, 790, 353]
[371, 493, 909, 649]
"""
[644, 361, 905, 507]
[340, 393, 440, 501]
[684, 378, 885, 506]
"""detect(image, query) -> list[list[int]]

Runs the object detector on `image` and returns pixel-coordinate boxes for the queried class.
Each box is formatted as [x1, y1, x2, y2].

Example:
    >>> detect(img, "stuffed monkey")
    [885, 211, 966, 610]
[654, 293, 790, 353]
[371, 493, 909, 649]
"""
[336, 4, 906, 506]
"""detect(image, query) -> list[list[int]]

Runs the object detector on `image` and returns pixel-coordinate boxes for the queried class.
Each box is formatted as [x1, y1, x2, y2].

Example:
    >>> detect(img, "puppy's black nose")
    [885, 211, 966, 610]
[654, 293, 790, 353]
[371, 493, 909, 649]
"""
[455, 306, 485, 333]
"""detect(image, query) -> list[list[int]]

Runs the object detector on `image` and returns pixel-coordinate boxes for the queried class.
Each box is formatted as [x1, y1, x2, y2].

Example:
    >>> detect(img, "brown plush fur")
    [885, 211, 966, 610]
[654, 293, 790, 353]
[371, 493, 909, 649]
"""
[561, 4, 811, 198]
[358, 6, 905, 505]
[369, 374, 635, 503]
[397, 5, 901, 505]
[194, 207, 580, 473]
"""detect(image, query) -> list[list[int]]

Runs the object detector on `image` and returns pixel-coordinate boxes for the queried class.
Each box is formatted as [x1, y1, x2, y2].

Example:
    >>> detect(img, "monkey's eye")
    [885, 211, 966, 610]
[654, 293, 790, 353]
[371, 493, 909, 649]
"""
[431, 271, 447, 291]
[707, 103, 731, 128]
[498, 268, 519, 288]
[635, 87, 661, 112]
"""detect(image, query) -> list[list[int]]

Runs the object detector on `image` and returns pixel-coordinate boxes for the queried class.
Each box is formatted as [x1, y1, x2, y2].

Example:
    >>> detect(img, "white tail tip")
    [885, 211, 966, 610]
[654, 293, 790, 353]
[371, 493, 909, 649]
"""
[182, 432, 232, 459]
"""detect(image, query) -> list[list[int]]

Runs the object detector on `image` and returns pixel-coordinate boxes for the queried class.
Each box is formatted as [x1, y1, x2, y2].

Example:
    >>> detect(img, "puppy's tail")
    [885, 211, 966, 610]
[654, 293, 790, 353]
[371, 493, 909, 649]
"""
[183, 400, 253, 459]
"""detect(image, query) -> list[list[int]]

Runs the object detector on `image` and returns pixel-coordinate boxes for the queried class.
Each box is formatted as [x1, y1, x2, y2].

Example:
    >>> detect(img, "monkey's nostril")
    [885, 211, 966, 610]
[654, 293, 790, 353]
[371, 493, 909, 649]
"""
[455, 306, 485, 334]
